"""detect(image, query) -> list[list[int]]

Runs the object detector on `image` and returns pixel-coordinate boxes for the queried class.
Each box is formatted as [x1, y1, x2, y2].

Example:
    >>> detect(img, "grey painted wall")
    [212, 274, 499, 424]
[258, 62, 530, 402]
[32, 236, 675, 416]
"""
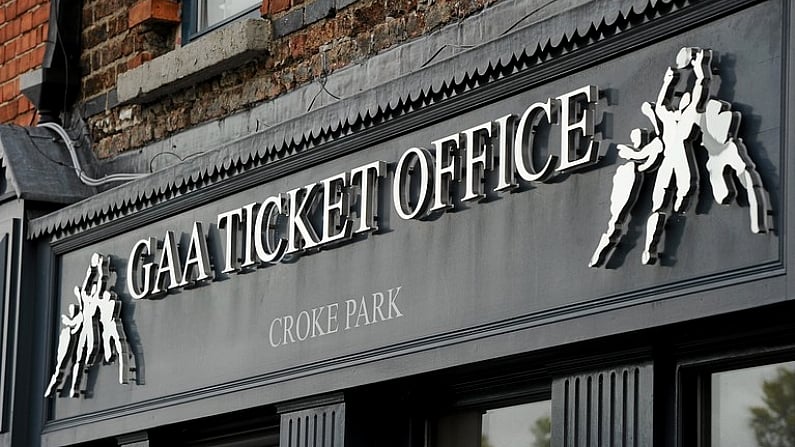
[34, 0, 795, 445]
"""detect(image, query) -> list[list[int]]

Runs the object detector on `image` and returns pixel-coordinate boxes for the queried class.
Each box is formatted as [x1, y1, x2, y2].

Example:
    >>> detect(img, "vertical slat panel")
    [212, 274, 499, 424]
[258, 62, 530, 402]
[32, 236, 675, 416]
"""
[280, 400, 345, 447]
[0, 233, 8, 434]
[585, 375, 593, 447]
[576, 377, 587, 447]
[566, 378, 574, 447]
[600, 373, 609, 447]
[611, 371, 621, 447]
[590, 373, 602, 447]
[552, 362, 653, 447]
[116, 431, 149, 447]
[552, 376, 567, 447]
[0, 221, 14, 435]
[625, 369, 636, 447]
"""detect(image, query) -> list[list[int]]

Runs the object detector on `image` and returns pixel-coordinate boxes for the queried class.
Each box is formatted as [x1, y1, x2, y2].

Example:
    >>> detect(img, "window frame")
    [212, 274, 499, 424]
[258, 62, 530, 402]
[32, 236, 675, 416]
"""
[182, 0, 261, 44]
[431, 373, 552, 447]
[677, 345, 795, 447]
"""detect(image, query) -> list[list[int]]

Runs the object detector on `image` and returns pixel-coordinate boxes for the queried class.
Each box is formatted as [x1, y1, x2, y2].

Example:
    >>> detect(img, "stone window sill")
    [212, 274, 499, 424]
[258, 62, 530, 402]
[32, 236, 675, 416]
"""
[117, 18, 272, 104]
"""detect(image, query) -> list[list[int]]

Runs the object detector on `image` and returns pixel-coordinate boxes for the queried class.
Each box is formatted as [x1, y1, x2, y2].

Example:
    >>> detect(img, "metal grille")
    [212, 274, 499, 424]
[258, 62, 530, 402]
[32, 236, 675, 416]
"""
[552, 363, 653, 447]
[280, 401, 345, 447]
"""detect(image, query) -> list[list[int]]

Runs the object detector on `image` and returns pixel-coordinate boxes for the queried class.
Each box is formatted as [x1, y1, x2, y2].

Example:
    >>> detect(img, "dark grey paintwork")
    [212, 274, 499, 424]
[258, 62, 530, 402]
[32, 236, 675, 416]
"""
[0, 0, 785, 446]
[32, 2, 793, 446]
[0, 125, 95, 204]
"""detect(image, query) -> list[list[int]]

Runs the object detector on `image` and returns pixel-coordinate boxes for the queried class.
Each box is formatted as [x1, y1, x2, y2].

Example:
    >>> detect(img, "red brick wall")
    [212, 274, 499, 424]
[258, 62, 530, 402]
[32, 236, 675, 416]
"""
[0, 0, 49, 125]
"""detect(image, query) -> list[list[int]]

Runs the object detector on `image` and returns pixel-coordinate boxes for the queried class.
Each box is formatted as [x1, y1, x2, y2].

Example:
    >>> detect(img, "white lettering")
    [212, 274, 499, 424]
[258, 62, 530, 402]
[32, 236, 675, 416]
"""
[254, 195, 287, 264]
[515, 98, 558, 183]
[269, 317, 282, 347]
[327, 302, 339, 334]
[494, 114, 518, 191]
[461, 122, 493, 202]
[217, 208, 243, 273]
[430, 133, 461, 212]
[240, 202, 259, 269]
[311, 307, 326, 338]
[283, 315, 296, 345]
[285, 184, 321, 254]
[296, 311, 311, 341]
[393, 147, 434, 220]
[345, 299, 357, 330]
[556, 85, 600, 173]
[372, 292, 387, 322]
[388, 286, 403, 319]
[152, 231, 183, 294]
[267, 287, 404, 348]
[124, 84, 603, 301]
[127, 238, 156, 299]
[179, 222, 211, 287]
[350, 161, 387, 233]
[355, 295, 372, 327]
[319, 172, 352, 245]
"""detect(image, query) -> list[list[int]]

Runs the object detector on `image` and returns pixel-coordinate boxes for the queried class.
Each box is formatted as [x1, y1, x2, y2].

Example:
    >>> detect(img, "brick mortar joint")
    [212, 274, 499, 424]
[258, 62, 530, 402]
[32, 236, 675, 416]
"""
[84, 32, 134, 49]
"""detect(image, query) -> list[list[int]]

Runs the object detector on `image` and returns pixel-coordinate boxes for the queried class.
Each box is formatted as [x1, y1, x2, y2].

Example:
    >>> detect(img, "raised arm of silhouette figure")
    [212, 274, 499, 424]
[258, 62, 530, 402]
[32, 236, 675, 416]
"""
[688, 48, 713, 113]
[617, 128, 665, 173]
[656, 67, 679, 110]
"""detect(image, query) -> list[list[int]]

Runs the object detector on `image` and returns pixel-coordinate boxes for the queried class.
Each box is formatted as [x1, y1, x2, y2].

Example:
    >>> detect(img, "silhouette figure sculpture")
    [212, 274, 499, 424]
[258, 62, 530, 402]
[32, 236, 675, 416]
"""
[590, 47, 772, 268]
[45, 253, 132, 398]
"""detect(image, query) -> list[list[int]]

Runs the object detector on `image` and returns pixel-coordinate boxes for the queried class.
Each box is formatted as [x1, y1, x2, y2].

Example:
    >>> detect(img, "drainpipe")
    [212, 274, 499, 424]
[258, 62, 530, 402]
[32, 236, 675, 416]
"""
[20, 0, 82, 124]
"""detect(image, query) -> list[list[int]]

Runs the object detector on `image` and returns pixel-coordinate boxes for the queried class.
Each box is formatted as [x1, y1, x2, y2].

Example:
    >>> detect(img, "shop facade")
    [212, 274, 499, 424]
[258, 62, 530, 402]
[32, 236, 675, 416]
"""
[1, 0, 795, 445]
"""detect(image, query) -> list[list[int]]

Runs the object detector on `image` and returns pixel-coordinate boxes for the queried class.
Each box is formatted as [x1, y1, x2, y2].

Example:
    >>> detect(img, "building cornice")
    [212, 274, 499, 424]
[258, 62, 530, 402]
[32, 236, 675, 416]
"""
[29, 0, 744, 241]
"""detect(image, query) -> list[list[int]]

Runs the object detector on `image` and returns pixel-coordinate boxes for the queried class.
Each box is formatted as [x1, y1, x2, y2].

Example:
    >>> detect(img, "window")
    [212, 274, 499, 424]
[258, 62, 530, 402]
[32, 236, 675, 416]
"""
[198, 0, 261, 31]
[709, 361, 795, 447]
[183, 0, 261, 42]
[681, 355, 795, 447]
[481, 401, 551, 447]
[435, 400, 552, 447]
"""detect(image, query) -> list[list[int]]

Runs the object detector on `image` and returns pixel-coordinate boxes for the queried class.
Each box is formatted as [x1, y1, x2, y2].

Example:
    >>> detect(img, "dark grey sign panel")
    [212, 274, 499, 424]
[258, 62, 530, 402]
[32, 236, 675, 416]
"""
[48, 1, 783, 421]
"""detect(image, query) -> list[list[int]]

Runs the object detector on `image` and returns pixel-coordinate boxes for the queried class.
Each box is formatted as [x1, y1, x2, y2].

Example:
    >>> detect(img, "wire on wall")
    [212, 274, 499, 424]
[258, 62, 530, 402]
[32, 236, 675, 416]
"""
[37, 122, 149, 186]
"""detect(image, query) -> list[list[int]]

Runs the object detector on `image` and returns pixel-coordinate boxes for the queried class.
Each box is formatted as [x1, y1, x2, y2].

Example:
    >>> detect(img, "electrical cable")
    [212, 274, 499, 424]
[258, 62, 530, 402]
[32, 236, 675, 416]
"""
[500, 0, 557, 36]
[420, 44, 474, 68]
[148, 150, 204, 173]
[37, 121, 148, 186]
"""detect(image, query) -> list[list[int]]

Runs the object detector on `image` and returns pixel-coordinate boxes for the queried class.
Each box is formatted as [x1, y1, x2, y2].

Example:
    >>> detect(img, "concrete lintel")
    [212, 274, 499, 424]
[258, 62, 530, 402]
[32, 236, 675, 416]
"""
[117, 18, 272, 104]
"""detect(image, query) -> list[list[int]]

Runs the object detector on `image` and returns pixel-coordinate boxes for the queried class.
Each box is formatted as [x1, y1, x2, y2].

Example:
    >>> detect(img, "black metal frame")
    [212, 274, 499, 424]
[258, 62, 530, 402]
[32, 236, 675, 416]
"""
[678, 351, 795, 447]
[390, 359, 553, 447]
[0, 226, 11, 434]
[672, 302, 795, 447]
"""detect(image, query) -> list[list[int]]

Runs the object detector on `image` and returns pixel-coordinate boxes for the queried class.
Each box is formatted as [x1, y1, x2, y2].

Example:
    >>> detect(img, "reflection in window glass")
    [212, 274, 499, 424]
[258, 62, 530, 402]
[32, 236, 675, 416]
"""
[199, 0, 259, 31]
[481, 401, 551, 447]
[711, 361, 795, 447]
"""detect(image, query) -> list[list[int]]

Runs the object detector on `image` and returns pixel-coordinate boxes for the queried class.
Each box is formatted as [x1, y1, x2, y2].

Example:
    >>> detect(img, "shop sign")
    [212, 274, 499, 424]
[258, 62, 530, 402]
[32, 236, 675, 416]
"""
[126, 84, 599, 300]
[46, 47, 773, 397]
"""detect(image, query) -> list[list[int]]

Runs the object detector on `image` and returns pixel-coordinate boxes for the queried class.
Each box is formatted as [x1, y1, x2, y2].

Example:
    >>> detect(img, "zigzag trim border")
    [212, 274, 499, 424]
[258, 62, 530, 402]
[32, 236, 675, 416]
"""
[29, 0, 687, 240]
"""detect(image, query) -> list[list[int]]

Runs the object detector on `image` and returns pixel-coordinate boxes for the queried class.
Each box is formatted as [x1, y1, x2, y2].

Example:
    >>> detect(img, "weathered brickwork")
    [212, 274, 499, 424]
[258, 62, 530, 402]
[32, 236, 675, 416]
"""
[0, 0, 500, 155]
[81, 0, 178, 106]
[86, 0, 497, 158]
[0, 0, 49, 125]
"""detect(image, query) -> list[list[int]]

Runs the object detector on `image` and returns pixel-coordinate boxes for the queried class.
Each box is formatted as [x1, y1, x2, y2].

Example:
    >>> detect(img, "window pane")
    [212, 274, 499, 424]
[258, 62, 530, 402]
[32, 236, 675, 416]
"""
[199, 0, 259, 30]
[481, 401, 551, 447]
[711, 361, 795, 447]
